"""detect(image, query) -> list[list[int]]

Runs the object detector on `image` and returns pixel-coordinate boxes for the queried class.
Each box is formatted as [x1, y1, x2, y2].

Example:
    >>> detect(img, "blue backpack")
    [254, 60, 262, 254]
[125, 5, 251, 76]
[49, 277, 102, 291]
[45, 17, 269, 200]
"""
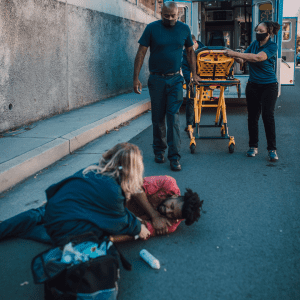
[31, 234, 131, 300]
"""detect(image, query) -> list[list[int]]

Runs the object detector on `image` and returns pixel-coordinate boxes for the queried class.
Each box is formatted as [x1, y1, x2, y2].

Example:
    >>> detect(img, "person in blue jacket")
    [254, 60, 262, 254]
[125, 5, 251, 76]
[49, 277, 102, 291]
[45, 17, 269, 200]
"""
[0, 143, 152, 246]
[224, 21, 281, 162]
[181, 34, 205, 131]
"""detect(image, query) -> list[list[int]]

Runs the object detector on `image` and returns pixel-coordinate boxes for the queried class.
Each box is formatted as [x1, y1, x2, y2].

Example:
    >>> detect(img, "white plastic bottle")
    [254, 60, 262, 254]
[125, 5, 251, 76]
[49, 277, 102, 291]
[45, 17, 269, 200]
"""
[139, 249, 160, 269]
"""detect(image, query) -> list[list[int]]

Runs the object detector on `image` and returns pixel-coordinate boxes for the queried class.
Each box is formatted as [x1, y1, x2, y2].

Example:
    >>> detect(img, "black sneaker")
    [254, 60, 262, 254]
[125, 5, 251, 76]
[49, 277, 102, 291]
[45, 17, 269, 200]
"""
[246, 147, 258, 157]
[154, 154, 165, 164]
[268, 150, 278, 162]
[170, 160, 181, 171]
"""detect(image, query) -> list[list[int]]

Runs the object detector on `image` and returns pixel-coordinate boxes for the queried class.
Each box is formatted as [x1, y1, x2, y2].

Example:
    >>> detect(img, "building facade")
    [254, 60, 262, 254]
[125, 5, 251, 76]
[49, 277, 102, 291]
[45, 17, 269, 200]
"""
[0, 0, 161, 133]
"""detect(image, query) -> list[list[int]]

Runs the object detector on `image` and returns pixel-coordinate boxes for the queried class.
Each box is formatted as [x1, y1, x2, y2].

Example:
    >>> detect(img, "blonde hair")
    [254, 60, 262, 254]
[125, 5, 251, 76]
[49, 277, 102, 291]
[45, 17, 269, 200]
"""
[83, 143, 144, 199]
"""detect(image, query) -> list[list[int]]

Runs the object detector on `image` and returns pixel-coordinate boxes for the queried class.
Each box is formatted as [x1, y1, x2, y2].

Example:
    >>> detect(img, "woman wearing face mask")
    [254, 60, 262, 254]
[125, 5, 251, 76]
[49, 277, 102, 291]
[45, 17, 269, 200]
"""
[224, 21, 281, 162]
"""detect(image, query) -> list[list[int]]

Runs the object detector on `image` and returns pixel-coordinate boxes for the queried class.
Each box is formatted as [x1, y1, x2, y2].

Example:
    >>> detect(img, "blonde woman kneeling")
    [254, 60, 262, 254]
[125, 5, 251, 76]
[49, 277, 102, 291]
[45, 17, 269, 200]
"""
[0, 143, 150, 246]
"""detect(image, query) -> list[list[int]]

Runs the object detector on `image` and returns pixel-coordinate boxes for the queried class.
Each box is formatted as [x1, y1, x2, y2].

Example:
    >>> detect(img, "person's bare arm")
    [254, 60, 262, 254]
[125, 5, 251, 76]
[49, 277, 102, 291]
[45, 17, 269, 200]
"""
[185, 46, 201, 84]
[109, 219, 181, 242]
[131, 191, 171, 235]
[133, 45, 148, 94]
[224, 50, 267, 62]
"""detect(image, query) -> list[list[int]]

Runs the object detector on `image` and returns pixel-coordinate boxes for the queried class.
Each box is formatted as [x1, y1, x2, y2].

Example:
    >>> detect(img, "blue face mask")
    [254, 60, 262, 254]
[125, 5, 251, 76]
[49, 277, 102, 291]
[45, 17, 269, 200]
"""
[256, 32, 268, 42]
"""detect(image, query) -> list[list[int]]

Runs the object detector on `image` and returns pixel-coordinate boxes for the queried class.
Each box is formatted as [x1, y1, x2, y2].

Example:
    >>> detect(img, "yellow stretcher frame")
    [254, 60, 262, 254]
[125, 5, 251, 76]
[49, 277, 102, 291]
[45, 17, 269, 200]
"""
[187, 49, 241, 154]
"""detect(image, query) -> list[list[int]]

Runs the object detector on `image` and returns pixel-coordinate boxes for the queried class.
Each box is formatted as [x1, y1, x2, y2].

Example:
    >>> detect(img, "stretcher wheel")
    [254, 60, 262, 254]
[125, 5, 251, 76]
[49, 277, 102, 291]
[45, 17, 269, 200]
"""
[228, 144, 235, 153]
[190, 144, 196, 154]
[221, 126, 225, 137]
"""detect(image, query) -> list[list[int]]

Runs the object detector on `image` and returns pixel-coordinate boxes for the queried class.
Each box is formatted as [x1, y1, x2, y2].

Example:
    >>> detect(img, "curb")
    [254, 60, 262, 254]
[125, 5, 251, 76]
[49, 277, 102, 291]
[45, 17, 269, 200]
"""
[0, 99, 151, 194]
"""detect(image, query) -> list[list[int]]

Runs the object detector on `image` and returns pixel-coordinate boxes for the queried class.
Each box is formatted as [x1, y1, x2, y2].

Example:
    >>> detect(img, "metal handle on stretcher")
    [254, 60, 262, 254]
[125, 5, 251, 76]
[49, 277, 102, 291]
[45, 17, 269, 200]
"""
[199, 50, 227, 53]
[188, 78, 241, 99]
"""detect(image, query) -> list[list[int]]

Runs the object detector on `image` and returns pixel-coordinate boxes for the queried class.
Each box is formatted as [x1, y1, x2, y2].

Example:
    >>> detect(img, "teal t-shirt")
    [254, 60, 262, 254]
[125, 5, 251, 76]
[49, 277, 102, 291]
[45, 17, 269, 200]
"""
[245, 40, 278, 84]
[138, 20, 193, 74]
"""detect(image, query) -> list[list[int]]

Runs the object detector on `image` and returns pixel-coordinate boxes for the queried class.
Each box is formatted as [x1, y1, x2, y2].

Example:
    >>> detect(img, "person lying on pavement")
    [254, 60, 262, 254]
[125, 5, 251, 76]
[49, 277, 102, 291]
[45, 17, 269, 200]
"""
[111, 175, 203, 242]
[0, 143, 154, 246]
[0, 175, 203, 245]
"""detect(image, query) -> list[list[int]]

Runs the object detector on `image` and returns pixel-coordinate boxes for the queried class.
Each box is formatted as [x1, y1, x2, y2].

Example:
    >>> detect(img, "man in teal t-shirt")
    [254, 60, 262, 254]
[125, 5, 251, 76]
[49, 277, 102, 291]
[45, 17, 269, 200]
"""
[133, 1, 200, 172]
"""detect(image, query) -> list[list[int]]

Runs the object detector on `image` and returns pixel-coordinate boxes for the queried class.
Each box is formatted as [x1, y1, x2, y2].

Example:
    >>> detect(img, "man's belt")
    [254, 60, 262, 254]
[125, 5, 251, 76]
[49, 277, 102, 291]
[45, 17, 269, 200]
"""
[150, 71, 180, 77]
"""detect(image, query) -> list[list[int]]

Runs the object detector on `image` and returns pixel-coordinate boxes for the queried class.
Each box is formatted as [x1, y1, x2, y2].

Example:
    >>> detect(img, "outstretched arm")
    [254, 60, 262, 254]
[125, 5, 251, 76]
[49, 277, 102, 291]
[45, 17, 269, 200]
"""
[133, 45, 148, 94]
[224, 50, 267, 62]
[109, 219, 182, 243]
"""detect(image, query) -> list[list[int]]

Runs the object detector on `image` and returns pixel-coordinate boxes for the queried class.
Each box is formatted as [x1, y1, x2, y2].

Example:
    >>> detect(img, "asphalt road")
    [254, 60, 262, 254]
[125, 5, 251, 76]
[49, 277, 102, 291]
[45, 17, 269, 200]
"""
[1, 70, 300, 300]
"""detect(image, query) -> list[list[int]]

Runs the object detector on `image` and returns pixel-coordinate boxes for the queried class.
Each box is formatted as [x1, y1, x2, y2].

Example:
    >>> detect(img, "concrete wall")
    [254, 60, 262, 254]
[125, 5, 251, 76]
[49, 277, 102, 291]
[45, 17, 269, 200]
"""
[0, 0, 159, 133]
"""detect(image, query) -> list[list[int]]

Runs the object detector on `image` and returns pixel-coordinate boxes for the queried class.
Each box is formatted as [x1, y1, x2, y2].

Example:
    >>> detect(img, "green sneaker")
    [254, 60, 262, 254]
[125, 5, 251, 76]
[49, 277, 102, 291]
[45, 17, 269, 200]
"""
[246, 147, 258, 157]
[268, 150, 278, 162]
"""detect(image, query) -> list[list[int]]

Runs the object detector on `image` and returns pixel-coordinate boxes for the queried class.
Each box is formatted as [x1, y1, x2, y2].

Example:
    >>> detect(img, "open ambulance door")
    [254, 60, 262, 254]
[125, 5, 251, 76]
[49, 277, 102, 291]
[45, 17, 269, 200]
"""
[281, 17, 298, 85]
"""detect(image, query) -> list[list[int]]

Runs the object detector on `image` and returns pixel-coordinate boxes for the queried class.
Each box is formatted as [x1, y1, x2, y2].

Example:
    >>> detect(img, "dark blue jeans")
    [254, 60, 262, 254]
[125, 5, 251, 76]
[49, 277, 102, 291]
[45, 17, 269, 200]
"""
[246, 81, 278, 151]
[0, 205, 52, 244]
[148, 73, 184, 161]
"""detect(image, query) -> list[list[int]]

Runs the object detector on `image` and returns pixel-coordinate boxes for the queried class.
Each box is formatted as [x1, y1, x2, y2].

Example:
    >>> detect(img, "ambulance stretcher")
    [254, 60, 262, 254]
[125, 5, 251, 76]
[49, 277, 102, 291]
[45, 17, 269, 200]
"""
[186, 47, 241, 154]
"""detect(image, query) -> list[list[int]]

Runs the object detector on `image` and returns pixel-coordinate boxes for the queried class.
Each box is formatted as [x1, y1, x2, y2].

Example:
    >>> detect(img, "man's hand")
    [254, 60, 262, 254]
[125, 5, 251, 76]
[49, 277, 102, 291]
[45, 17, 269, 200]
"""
[133, 79, 143, 94]
[130, 191, 171, 236]
[192, 74, 201, 85]
[152, 215, 172, 235]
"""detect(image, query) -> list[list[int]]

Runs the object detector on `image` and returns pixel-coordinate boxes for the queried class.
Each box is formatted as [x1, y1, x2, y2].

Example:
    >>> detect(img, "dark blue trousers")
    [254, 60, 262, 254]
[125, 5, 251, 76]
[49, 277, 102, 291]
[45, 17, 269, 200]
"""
[148, 73, 184, 161]
[0, 205, 52, 244]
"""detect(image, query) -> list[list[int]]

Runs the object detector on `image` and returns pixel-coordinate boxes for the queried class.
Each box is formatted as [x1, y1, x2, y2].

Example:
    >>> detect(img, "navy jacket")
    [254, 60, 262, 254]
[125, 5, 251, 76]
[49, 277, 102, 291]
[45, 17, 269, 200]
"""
[44, 169, 141, 245]
[181, 40, 205, 83]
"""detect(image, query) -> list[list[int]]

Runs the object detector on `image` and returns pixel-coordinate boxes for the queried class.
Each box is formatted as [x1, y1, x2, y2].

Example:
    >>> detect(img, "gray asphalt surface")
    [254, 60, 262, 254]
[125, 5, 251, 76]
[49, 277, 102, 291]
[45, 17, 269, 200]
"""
[1, 70, 300, 300]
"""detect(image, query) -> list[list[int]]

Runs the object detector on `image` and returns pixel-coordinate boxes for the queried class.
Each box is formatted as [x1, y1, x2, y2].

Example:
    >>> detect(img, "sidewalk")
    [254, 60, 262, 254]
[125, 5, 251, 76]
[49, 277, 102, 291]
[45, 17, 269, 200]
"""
[0, 89, 151, 194]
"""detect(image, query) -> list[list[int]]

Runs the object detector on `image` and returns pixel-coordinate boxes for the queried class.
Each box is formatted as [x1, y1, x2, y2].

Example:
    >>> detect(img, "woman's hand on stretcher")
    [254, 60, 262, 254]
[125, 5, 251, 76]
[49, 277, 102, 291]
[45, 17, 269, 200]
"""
[224, 50, 236, 58]
[224, 50, 243, 64]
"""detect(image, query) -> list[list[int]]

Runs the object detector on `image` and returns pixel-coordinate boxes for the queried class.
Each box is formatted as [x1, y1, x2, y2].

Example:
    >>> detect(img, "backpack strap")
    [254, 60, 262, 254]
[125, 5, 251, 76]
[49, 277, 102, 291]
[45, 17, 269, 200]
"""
[112, 243, 132, 271]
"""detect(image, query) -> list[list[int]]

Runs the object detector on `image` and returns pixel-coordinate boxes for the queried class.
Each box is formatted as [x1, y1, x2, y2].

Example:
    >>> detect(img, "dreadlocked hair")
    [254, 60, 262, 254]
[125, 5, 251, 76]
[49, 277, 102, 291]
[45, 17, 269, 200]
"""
[255, 21, 281, 36]
[181, 188, 203, 226]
